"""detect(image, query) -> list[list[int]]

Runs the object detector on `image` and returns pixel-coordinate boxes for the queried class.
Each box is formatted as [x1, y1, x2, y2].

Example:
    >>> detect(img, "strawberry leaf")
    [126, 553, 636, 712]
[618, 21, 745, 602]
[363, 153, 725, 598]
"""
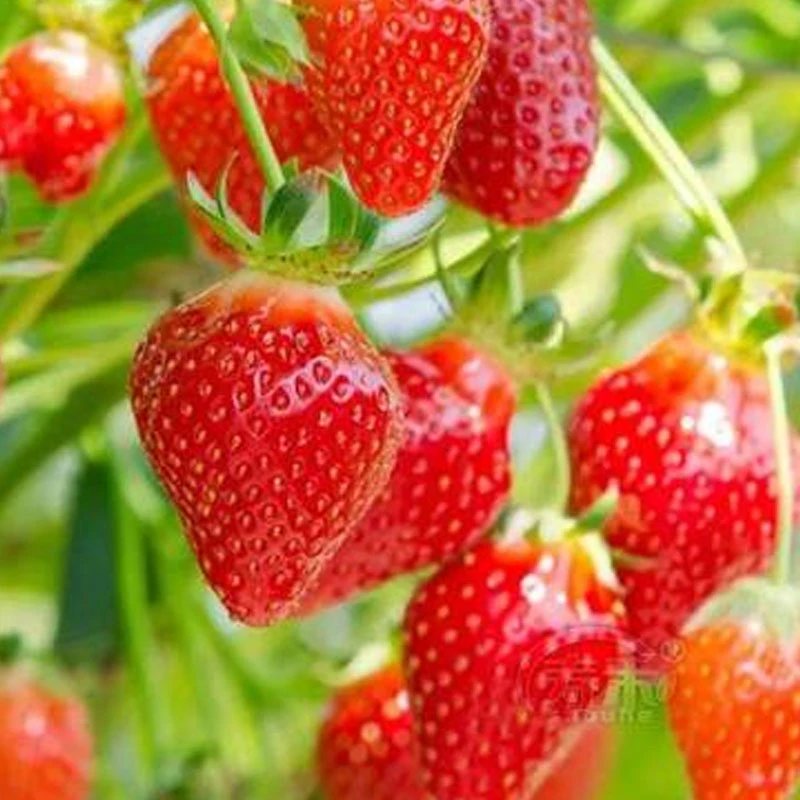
[228, 0, 310, 82]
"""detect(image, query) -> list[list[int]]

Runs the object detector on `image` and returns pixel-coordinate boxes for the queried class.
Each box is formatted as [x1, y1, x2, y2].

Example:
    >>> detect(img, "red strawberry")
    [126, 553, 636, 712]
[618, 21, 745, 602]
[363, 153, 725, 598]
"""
[0, 675, 93, 800]
[146, 13, 338, 262]
[537, 721, 614, 800]
[0, 31, 126, 202]
[317, 665, 425, 800]
[302, 0, 490, 217]
[403, 529, 627, 799]
[318, 665, 614, 800]
[568, 329, 800, 677]
[129, 272, 402, 626]
[307, 335, 515, 611]
[444, 0, 598, 227]
[667, 582, 800, 800]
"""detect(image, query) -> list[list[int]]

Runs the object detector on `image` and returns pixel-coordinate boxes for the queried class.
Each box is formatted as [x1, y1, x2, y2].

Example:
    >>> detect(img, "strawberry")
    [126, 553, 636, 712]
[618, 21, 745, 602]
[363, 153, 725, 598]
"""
[403, 527, 627, 800]
[318, 665, 613, 800]
[0, 31, 126, 202]
[306, 335, 515, 611]
[302, 0, 490, 217]
[317, 665, 425, 800]
[129, 272, 402, 626]
[568, 328, 800, 677]
[537, 721, 614, 800]
[0, 675, 93, 800]
[667, 581, 800, 800]
[145, 13, 337, 262]
[444, 0, 598, 227]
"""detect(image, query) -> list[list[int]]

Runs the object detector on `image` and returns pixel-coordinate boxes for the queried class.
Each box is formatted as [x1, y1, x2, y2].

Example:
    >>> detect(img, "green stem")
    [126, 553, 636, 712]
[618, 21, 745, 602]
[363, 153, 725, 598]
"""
[190, 0, 285, 194]
[533, 382, 571, 512]
[593, 37, 748, 273]
[112, 465, 169, 785]
[766, 339, 795, 586]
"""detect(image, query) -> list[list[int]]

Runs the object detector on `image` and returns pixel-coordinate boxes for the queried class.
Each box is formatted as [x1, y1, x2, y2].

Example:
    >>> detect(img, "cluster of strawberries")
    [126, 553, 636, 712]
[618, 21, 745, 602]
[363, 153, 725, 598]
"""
[1, 0, 799, 798]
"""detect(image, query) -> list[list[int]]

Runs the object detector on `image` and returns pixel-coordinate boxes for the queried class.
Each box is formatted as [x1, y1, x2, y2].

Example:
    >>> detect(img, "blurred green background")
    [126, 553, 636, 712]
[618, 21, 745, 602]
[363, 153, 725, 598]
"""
[3, 0, 800, 797]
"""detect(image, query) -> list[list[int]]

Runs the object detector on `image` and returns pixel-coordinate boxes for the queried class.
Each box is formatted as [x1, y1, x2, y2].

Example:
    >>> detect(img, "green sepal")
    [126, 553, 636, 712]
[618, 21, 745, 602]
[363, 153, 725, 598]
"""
[469, 244, 523, 318]
[261, 176, 318, 251]
[511, 294, 564, 345]
[327, 176, 380, 251]
[228, 0, 311, 82]
[186, 170, 258, 252]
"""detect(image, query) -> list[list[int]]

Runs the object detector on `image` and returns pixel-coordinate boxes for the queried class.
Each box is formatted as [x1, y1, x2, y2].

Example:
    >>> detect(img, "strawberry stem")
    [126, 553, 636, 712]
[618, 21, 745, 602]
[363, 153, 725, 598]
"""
[533, 381, 571, 512]
[593, 38, 748, 274]
[765, 338, 796, 586]
[190, 0, 286, 195]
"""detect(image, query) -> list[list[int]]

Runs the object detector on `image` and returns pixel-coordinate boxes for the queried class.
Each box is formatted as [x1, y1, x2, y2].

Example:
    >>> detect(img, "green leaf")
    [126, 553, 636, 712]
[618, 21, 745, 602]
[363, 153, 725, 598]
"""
[54, 457, 121, 664]
[228, 0, 310, 82]
[0, 360, 129, 506]
[0, 632, 23, 664]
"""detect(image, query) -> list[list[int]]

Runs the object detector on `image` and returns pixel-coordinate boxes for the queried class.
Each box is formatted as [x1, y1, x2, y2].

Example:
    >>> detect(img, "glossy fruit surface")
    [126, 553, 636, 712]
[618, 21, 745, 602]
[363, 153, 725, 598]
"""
[303, 0, 490, 217]
[404, 535, 627, 799]
[0, 31, 125, 201]
[569, 329, 798, 676]
[444, 0, 598, 226]
[307, 335, 515, 610]
[146, 13, 337, 261]
[669, 616, 800, 800]
[130, 272, 401, 625]
[318, 665, 424, 800]
[0, 676, 93, 800]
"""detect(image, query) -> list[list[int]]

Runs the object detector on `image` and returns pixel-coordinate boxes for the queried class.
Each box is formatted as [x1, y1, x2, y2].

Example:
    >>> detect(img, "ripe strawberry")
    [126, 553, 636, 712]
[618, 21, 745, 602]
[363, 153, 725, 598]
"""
[302, 0, 490, 217]
[444, 0, 598, 227]
[318, 666, 613, 800]
[537, 721, 614, 800]
[0, 31, 126, 202]
[146, 13, 337, 262]
[568, 329, 800, 677]
[667, 583, 800, 800]
[317, 665, 425, 800]
[307, 335, 515, 611]
[129, 272, 402, 626]
[0, 675, 93, 800]
[403, 531, 627, 799]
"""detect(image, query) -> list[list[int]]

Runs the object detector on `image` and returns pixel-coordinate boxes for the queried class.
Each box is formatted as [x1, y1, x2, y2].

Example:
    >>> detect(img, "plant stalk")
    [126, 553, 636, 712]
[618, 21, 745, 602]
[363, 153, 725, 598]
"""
[190, 0, 286, 194]
[593, 37, 748, 274]
[766, 338, 796, 586]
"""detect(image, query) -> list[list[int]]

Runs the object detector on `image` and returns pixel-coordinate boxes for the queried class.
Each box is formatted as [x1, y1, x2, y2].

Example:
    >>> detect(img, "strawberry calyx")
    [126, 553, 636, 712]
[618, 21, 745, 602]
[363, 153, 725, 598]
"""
[686, 577, 800, 654]
[694, 267, 800, 364]
[440, 241, 589, 389]
[188, 167, 443, 284]
[499, 502, 622, 595]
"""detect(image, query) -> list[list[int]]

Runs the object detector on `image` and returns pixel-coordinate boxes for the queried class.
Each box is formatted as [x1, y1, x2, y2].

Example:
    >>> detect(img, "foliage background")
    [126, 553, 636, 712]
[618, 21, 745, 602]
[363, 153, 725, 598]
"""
[2, 0, 800, 797]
